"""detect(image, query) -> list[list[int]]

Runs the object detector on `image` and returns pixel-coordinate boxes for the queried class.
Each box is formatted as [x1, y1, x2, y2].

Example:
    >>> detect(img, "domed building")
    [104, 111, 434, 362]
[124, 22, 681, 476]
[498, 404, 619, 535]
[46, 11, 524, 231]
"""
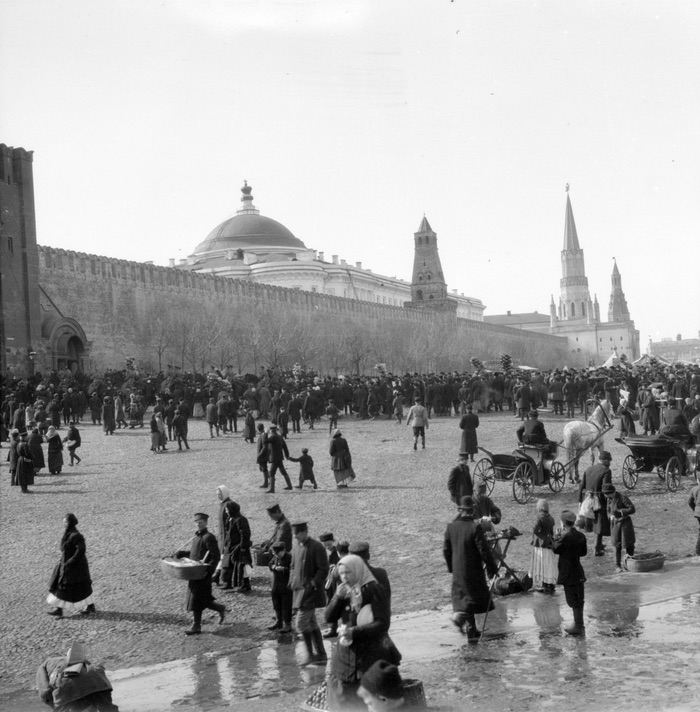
[174, 182, 485, 320]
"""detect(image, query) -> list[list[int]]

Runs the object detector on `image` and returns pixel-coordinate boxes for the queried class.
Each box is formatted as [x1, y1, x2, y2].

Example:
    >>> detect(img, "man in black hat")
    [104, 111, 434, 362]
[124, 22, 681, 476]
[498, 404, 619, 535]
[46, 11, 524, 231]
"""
[176, 513, 227, 635]
[259, 503, 292, 554]
[552, 510, 587, 635]
[603, 482, 636, 573]
[289, 521, 329, 666]
[578, 451, 613, 556]
[447, 452, 473, 505]
[265, 424, 293, 493]
[319, 532, 340, 638]
[443, 495, 498, 641]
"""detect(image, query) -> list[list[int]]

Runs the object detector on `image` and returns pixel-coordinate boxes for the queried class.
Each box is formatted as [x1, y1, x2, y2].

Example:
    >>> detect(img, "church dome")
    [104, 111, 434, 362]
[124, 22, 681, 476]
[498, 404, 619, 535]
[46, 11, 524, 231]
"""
[193, 182, 306, 255]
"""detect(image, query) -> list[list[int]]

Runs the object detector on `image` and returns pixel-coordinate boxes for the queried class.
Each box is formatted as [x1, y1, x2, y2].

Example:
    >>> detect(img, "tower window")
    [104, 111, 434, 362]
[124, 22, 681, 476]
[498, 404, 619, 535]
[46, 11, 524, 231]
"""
[418, 275, 423, 281]
[416, 289, 423, 301]
[571, 302, 575, 317]
[427, 274, 432, 281]
[429, 294, 434, 300]
[425, 236, 430, 244]
[418, 237, 422, 244]
[7, 236, 13, 254]
[581, 302, 586, 316]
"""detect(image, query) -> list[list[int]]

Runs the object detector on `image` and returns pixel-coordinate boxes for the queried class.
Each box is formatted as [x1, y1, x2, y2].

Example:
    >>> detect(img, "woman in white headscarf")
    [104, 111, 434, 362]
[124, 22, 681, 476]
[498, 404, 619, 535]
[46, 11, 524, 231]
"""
[325, 554, 400, 710]
[46, 425, 64, 475]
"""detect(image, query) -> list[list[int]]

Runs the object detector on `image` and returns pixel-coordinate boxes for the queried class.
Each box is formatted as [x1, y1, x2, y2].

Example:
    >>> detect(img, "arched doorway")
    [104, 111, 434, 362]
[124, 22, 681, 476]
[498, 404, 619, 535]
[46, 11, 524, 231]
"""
[42, 317, 90, 373]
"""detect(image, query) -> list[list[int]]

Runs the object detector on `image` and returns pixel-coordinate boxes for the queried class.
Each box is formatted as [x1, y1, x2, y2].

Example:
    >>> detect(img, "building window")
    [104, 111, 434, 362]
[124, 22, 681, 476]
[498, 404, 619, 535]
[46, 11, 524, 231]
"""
[582, 302, 586, 316]
[418, 275, 423, 281]
[418, 237, 422, 244]
[7, 236, 13, 254]
[429, 294, 434, 300]
[425, 236, 430, 244]
[600, 338, 602, 342]
[416, 289, 423, 301]
[571, 302, 575, 317]
[620, 337, 623, 341]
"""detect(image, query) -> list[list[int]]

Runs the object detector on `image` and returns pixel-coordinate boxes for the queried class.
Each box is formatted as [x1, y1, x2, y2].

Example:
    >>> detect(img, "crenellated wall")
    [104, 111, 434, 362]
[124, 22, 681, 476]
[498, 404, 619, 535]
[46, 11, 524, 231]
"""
[37, 245, 566, 370]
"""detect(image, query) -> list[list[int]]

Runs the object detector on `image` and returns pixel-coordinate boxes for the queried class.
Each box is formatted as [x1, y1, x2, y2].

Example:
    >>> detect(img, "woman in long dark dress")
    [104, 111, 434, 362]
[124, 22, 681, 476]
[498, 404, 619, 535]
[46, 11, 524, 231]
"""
[7, 429, 20, 486]
[47, 513, 95, 617]
[226, 501, 253, 592]
[28, 427, 46, 475]
[102, 397, 116, 435]
[330, 429, 355, 490]
[16, 432, 35, 493]
[45, 425, 64, 475]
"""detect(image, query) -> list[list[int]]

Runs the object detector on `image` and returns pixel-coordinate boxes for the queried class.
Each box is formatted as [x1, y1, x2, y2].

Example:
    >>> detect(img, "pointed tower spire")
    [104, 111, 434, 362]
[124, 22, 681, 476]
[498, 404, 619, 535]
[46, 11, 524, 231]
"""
[404, 216, 456, 314]
[559, 187, 591, 321]
[608, 258, 630, 322]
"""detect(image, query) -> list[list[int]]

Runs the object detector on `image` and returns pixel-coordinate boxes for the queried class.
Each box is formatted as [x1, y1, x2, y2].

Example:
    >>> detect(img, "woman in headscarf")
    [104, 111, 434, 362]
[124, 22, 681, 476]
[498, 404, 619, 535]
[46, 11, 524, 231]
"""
[16, 431, 35, 493]
[330, 429, 355, 490]
[46, 425, 64, 475]
[149, 413, 160, 453]
[325, 554, 399, 710]
[530, 499, 557, 594]
[225, 501, 253, 592]
[155, 412, 167, 451]
[212, 485, 232, 587]
[47, 513, 95, 617]
[28, 427, 45, 475]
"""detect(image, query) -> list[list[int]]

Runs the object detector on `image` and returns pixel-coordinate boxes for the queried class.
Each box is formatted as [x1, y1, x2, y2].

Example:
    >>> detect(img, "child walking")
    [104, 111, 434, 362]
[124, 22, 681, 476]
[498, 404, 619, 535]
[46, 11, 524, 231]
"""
[267, 541, 292, 633]
[552, 509, 588, 636]
[63, 422, 82, 466]
[288, 448, 318, 490]
[530, 499, 557, 593]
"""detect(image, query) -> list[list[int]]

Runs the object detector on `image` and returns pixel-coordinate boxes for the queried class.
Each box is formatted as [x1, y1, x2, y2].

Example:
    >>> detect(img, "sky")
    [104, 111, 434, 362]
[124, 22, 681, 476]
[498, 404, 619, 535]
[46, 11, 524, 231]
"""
[1, 0, 699, 347]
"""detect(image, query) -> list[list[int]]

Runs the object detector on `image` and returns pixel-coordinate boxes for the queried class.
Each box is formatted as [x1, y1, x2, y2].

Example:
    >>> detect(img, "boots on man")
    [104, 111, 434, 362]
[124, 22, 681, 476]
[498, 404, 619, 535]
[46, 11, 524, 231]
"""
[312, 629, 328, 664]
[564, 607, 585, 636]
[300, 631, 315, 666]
[185, 611, 202, 635]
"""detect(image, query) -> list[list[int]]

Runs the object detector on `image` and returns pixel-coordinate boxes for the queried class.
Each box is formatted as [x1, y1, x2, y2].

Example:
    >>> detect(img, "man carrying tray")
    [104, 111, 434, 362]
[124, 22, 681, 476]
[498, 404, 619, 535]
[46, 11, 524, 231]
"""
[176, 512, 227, 635]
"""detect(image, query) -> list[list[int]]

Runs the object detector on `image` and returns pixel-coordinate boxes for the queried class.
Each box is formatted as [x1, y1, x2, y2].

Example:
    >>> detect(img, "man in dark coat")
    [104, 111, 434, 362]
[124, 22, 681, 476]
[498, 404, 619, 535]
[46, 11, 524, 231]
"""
[265, 424, 292, 493]
[458, 405, 479, 461]
[514, 382, 532, 420]
[259, 503, 292, 554]
[177, 512, 227, 635]
[447, 453, 473, 505]
[289, 521, 329, 665]
[660, 397, 691, 442]
[443, 495, 498, 641]
[688, 481, 700, 556]
[603, 482, 636, 573]
[552, 509, 587, 635]
[578, 451, 613, 555]
[256, 423, 270, 489]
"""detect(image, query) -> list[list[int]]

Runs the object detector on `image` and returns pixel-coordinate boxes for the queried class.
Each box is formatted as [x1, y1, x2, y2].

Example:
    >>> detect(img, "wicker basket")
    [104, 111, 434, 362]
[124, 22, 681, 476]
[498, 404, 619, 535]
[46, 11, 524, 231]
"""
[253, 547, 272, 567]
[301, 678, 426, 711]
[160, 556, 209, 581]
[623, 551, 665, 573]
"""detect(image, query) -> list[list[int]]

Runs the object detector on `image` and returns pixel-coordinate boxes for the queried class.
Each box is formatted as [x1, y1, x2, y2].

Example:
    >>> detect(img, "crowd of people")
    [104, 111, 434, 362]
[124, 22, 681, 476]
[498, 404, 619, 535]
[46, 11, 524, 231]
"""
[3, 358, 700, 710]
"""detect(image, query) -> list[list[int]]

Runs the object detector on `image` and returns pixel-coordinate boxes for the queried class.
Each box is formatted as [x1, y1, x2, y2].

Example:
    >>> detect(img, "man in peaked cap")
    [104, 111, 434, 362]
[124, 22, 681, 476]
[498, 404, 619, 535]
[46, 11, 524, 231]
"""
[443, 496, 498, 642]
[552, 509, 588, 636]
[578, 452, 613, 556]
[289, 521, 329, 666]
[176, 512, 227, 635]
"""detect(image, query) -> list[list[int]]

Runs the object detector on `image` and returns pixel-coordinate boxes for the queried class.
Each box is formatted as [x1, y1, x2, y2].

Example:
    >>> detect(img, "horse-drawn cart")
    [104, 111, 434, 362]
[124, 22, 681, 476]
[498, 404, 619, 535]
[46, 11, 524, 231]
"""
[616, 435, 699, 491]
[474, 443, 566, 504]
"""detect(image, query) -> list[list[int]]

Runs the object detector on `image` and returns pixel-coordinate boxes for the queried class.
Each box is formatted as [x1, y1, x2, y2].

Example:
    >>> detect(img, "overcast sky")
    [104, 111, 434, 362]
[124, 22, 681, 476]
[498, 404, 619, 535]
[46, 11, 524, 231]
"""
[2, 0, 698, 348]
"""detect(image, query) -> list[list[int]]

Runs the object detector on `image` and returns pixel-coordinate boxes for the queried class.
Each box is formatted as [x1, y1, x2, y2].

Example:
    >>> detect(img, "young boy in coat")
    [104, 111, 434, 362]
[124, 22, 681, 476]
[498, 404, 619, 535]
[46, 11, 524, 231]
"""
[267, 541, 292, 633]
[552, 509, 587, 636]
[288, 448, 317, 490]
[603, 482, 636, 573]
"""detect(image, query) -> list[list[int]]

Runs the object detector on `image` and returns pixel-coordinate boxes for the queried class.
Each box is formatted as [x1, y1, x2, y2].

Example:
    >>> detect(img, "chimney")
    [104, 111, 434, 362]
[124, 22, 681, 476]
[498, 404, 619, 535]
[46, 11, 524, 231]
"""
[452, 289, 457, 294]
[179, 259, 187, 266]
[318, 251, 324, 261]
[332, 255, 339, 265]
[168, 258, 175, 267]
[507, 310, 511, 316]
[341, 259, 347, 266]
[356, 261, 362, 269]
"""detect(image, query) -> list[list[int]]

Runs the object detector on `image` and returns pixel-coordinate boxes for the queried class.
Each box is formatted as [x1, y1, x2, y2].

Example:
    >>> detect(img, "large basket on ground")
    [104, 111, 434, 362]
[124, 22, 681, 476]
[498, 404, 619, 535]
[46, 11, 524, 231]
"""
[623, 551, 665, 573]
[253, 547, 272, 567]
[160, 557, 209, 581]
[301, 679, 426, 711]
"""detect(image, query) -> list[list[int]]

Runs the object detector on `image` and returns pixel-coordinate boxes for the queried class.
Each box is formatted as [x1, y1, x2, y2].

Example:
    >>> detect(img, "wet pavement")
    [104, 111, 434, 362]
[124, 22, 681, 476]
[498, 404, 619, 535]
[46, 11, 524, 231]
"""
[10, 557, 696, 712]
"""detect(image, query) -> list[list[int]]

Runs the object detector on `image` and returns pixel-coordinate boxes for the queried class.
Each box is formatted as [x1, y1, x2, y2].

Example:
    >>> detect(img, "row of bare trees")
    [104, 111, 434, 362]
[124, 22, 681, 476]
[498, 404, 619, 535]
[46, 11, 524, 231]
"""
[136, 296, 568, 375]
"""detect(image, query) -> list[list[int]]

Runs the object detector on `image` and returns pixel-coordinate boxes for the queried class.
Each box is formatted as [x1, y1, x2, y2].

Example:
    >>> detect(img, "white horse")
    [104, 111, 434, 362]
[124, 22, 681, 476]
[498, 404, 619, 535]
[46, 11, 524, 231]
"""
[561, 400, 615, 483]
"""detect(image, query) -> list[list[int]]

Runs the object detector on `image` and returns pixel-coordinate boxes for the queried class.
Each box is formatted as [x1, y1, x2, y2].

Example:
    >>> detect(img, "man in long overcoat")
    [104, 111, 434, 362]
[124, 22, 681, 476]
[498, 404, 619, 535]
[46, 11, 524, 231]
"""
[458, 404, 479, 461]
[447, 453, 473, 505]
[265, 424, 292, 493]
[603, 482, 635, 572]
[289, 521, 329, 665]
[443, 496, 498, 641]
[177, 512, 226, 635]
[578, 451, 613, 555]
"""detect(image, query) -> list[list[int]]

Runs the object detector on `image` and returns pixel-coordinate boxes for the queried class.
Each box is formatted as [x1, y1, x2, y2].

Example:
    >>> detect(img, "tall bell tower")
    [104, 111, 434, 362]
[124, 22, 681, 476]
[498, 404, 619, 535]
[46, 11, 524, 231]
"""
[559, 186, 592, 321]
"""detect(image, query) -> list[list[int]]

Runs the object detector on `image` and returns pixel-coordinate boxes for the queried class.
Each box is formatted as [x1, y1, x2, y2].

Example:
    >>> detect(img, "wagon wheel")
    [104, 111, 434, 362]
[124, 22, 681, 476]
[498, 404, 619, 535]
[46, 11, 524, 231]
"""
[657, 465, 666, 480]
[621, 455, 639, 490]
[548, 462, 566, 492]
[665, 456, 681, 492]
[473, 458, 496, 495]
[513, 462, 534, 504]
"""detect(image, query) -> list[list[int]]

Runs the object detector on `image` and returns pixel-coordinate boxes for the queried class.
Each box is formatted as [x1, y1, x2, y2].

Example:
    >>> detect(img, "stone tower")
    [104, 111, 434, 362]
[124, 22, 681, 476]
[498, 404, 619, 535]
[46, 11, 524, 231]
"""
[0, 144, 43, 376]
[559, 188, 592, 321]
[608, 258, 631, 322]
[404, 216, 457, 312]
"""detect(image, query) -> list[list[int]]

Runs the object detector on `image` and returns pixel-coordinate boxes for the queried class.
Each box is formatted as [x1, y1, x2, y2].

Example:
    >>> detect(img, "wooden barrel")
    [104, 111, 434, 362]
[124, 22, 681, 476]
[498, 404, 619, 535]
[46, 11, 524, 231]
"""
[160, 557, 209, 581]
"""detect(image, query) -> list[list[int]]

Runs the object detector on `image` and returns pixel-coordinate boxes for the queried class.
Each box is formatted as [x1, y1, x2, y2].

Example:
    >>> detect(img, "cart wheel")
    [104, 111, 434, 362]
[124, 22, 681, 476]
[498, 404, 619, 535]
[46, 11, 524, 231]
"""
[548, 462, 565, 492]
[513, 462, 534, 504]
[621, 455, 638, 489]
[657, 466, 665, 480]
[473, 458, 496, 495]
[666, 456, 681, 492]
